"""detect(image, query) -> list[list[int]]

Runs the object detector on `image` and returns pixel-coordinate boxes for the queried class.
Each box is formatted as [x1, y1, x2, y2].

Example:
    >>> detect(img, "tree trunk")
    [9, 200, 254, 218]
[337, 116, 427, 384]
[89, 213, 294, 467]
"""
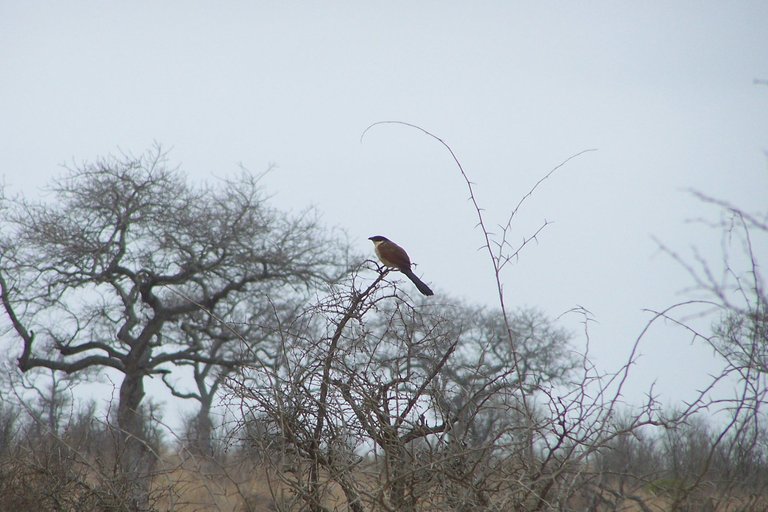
[117, 372, 153, 510]
[387, 441, 416, 512]
[194, 399, 214, 457]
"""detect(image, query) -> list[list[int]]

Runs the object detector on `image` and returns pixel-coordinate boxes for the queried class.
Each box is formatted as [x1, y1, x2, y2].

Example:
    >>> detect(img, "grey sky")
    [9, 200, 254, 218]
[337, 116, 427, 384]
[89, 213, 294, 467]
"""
[2, 2, 766, 420]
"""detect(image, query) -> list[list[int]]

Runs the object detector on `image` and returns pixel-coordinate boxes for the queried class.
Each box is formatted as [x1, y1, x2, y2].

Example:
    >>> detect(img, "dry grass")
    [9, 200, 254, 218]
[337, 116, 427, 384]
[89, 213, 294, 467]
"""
[146, 456, 768, 512]
[1, 446, 765, 511]
[152, 456, 352, 512]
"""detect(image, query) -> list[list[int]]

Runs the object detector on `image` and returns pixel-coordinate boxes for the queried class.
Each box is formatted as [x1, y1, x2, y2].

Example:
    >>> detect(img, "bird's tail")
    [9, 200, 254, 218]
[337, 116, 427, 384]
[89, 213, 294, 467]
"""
[402, 268, 434, 296]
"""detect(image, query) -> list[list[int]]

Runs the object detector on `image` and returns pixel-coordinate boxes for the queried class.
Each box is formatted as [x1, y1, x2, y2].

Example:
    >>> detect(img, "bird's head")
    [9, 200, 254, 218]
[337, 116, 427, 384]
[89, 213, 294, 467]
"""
[368, 235, 389, 244]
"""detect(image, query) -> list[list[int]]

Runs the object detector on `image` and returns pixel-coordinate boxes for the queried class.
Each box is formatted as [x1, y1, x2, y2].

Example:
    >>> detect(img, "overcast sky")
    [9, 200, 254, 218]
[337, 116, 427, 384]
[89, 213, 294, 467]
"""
[2, 2, 766, 422]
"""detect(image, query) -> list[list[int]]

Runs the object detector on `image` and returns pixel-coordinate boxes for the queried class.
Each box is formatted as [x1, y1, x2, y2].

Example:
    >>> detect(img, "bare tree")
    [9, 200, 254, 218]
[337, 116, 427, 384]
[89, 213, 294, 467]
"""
[225, 122, 691, 512]
[229, 262, 581, 511]
[643, 188, 768, 510]
[0, 357, 81, 436]
[0, 146, 348, 508]
[167, 290, 305, 457]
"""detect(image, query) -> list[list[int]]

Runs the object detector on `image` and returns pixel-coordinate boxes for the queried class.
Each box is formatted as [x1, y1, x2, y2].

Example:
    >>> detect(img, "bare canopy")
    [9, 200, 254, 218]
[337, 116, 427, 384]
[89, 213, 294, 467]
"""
[0, 145, 348, 501]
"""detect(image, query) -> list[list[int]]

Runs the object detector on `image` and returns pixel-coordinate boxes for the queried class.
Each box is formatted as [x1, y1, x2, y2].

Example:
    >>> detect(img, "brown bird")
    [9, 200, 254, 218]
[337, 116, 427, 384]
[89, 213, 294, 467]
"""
[368, 235, 434, 296]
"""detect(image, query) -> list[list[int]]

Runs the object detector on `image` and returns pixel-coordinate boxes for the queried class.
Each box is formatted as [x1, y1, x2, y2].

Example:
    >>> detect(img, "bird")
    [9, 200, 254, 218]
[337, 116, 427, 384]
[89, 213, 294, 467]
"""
[368, 235, 434, 296]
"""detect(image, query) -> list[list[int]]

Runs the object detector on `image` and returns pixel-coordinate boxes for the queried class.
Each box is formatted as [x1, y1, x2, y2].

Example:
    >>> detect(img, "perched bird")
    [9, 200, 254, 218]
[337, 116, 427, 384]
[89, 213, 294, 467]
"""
[368, 235, 434, 296]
